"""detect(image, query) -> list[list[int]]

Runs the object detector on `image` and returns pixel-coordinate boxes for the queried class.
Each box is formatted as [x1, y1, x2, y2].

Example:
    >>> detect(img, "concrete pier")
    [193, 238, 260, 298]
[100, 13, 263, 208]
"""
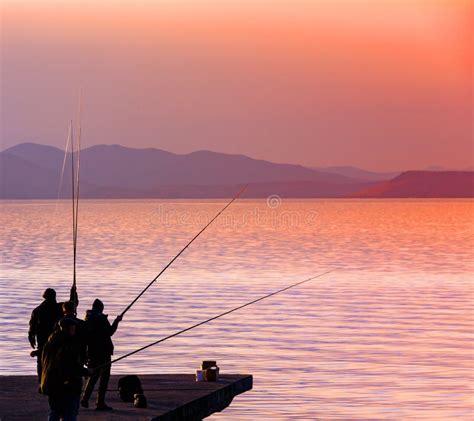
[0, 374, 253, 420]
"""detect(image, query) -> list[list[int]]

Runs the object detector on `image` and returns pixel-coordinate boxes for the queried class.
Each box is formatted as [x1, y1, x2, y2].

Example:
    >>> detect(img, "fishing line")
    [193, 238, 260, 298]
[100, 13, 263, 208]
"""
[55, 122, 72, 213]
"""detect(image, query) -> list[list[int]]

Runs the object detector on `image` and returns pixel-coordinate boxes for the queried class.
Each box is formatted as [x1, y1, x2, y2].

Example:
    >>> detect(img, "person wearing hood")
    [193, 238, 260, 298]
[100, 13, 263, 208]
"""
[28, 286, 79, 382]
[81, 298, 122, 411]
[40, 317, 88, 421]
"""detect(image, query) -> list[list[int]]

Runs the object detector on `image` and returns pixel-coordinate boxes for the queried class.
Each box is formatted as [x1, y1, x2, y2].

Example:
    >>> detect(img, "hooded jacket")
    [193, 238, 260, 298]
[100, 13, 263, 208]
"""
[85, 309, 119, 358]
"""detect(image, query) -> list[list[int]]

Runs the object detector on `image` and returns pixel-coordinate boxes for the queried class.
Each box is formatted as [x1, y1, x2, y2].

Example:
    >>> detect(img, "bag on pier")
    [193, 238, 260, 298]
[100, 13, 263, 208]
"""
[118, 375, 143, 402]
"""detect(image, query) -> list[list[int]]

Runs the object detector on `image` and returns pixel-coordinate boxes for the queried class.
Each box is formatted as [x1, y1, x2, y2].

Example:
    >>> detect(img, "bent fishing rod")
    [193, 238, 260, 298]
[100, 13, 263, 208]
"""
[119, 185, 247, 318]
[96, 268, 336, 371]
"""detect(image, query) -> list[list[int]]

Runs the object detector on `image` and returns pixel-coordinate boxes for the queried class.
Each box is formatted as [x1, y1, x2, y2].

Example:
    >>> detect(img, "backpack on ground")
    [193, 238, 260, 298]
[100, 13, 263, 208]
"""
[118, 375, 143, 402]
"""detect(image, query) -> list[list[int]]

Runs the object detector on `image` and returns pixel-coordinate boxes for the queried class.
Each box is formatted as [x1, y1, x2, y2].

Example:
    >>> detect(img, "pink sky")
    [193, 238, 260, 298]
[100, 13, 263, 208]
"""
[1, 0, 472, 170]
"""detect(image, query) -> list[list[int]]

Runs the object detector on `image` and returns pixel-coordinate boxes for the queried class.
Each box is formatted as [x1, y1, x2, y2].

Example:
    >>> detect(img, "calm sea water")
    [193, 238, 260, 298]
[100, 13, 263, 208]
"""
[0, 199, 473, 420]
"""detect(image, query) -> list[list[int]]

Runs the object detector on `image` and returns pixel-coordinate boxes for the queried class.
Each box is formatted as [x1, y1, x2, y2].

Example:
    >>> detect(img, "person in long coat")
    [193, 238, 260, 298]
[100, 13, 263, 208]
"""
[40, 317, 88, 421]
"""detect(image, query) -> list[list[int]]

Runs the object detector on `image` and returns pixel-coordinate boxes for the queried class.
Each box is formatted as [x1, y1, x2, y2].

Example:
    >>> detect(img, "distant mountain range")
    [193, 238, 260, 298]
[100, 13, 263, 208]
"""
[1, 143, 472, 198]
[352, 171, 474, 198]
[311, 166, 400, 181]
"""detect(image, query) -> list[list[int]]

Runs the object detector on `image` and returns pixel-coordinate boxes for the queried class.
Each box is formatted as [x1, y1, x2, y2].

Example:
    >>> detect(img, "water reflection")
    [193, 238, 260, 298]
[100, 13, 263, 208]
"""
[0, 199, 473, 419]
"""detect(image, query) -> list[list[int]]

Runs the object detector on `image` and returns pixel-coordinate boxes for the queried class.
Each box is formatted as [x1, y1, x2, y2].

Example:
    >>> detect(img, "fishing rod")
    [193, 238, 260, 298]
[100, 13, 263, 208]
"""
[72, 95, 82, 305]
[55, 119, 79, 310]
[97, 269, 336, 371]
[119, 185, 247, 318]
[71, 122, 76, 289]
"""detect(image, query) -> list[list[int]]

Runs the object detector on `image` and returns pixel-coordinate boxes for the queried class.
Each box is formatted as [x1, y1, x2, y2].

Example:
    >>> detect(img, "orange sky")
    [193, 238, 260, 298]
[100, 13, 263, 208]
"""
[1, 0, 472, 170]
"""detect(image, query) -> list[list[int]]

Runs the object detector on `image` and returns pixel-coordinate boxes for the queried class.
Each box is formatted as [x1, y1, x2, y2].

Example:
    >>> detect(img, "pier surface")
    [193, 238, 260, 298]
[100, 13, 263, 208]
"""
[0, 374, 252, 420]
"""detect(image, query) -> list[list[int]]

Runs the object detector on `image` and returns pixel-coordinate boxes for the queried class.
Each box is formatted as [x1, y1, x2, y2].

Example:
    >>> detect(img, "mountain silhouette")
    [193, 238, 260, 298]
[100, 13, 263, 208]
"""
[1, 143, 472, 198]
[352, 171, 474, 198]
[1, 143, 370, 198]
[312, 166, 399, 181]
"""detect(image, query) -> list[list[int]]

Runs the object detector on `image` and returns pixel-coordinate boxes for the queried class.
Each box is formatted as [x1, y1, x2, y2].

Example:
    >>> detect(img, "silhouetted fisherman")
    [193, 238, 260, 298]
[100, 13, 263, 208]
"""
[40, 317, 88, 421]
[81, 299, 122, 411]
[28, 286, 78, 381]
[56, 301, 87, 364]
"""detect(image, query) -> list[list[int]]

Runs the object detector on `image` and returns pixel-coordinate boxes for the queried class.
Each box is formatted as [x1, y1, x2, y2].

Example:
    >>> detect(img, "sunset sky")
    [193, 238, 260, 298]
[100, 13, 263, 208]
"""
[1, 0, 472, 171]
